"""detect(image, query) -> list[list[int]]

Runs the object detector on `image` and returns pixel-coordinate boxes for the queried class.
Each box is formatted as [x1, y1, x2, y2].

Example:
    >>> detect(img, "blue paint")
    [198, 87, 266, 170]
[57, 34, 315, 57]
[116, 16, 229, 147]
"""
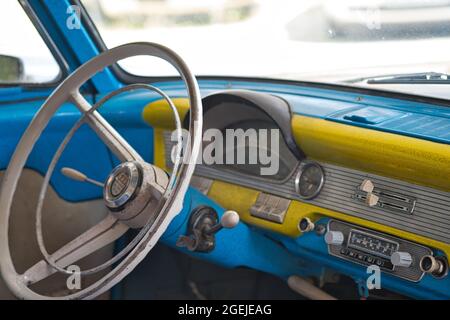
[0, 94, 153, 201]
[3, 1, 450, 300]
[0, 88, 53, 104]
[28, 0, 120, 92]
[161, 192, 450, 300]
[149, 79, 450, 145]
[162, 188, 322, 280]
[2, 80, 449, 299]
[340, 107, 406, 125]
[269, 218, 450, 300]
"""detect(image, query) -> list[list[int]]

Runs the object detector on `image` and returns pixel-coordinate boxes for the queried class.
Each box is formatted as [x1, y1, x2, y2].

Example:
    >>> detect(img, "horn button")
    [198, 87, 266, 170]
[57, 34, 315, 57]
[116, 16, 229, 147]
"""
[104, 162, 141, 209]
[104, 161, 168, 228]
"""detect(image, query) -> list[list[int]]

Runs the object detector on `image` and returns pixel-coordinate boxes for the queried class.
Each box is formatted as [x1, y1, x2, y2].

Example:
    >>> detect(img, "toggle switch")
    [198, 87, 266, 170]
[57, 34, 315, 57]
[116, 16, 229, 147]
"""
[205, 210, 240, 235]
[360, 179, 374, 193]
[176, 207, 239, 253]
[366, 193, 379, 207]
[359, 179, 379, 207]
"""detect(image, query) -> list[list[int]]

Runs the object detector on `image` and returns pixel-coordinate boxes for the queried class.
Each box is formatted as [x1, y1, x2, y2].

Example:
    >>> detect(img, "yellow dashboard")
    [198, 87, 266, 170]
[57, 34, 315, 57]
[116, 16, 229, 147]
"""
[143, 96, 450, 260]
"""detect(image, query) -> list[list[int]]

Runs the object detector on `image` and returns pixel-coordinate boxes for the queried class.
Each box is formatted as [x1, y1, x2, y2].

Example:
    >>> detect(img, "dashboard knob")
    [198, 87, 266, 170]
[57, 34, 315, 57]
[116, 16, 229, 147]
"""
[324, 231, 344, 245]
[205, 210, 240, 235]
[391, 251, 412, 267]
[220, 210, 240, 229]
[299, 217, 315, 233]
[419, 255, 446, 277]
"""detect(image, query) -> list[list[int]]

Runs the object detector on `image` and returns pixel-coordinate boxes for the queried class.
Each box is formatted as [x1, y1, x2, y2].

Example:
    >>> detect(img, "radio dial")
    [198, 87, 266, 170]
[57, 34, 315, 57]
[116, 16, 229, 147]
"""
[325, 231, 344, 245]
[391, 251, 412, 267]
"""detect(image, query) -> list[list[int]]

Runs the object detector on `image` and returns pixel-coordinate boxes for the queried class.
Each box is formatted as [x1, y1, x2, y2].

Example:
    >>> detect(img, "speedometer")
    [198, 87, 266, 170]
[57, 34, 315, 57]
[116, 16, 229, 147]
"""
[295, 161, 325, 199]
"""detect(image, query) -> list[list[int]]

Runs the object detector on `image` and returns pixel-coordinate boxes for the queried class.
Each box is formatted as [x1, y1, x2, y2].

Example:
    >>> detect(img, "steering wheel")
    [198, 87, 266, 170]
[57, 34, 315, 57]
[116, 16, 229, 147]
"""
[0, 42, 202, 299]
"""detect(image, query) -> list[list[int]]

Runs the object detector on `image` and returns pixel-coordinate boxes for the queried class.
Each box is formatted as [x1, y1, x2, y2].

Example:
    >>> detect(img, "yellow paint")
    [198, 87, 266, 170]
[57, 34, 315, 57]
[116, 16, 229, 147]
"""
[292, 115, 450, 192]
[207, 180, 450, 258]
[143, 98, 190, 171]
[144, 98, 450, 257]
[153, 128, 167, 170]
[142, 98, 190, 130]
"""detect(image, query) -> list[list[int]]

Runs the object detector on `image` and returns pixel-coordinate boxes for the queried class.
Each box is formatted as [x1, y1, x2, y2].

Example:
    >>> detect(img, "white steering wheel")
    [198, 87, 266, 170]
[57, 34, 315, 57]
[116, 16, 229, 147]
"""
[0, 42, 203, 299]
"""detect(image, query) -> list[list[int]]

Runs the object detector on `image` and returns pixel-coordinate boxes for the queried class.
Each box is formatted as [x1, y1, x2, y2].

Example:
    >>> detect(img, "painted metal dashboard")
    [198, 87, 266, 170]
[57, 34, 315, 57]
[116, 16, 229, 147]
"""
[4, 0, 448, 300]
[163, 139, 450, 245]
[2, 79, 450, 299]
[143, 80, 450, 298]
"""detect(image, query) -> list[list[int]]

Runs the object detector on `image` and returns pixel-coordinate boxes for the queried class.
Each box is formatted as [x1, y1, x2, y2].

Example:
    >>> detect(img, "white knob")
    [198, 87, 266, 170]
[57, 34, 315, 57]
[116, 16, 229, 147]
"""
[61, 167, 104, 187]
[391, 252, 412, 267]
[61, 167, 87, 182]
[220, 210, 240, 229]
[324, 231, 344, 245]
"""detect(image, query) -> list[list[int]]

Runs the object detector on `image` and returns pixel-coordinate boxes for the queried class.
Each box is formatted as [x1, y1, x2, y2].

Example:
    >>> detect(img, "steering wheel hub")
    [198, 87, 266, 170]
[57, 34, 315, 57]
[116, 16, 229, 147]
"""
[104, 162, 142, 210]
[104, 161, 170, 228]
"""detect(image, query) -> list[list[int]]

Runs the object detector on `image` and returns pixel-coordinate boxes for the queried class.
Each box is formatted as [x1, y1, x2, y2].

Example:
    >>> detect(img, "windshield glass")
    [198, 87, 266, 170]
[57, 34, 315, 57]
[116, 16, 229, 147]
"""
[82, 0, 450, 91]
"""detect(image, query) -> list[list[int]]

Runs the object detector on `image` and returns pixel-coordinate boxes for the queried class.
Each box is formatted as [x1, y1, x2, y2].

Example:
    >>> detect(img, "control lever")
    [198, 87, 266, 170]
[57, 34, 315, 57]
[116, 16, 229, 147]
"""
[61, 167, 104, 187]
[359, 179, 379, 207]
[176, 206, 239, 253]
[205, 210, 240, 234]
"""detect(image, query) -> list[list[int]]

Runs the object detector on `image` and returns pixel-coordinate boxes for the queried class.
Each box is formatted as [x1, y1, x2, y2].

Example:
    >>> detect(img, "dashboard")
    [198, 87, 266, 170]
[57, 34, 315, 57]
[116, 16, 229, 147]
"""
[143, 84, 450, 299]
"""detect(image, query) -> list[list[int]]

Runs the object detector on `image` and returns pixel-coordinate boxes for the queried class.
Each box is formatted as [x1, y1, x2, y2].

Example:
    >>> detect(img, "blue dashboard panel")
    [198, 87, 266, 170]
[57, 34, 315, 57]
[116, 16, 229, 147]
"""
[196, 80, 450, 144]
[274, 218, 450, 300]
[161, 188, 324, 280]
[2, 0, 447, 300]
[328, 105, 450, 144]
[339, 107, 406, 125]
[147, 80, 450, 299]
[2, 79, 450, 300]
[161, 189, 450, 300]
[338, 112, 450, 144]
[155, 79, 450, 124]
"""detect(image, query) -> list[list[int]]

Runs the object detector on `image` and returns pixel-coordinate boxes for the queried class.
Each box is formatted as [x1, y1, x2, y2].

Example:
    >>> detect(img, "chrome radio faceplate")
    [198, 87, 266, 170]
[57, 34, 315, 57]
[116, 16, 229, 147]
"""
[327, 220, 433, 282]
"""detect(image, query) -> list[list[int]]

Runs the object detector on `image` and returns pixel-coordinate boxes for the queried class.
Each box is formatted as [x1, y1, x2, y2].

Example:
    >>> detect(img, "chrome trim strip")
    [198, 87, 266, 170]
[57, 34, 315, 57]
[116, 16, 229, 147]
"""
[163, 131, 450, 244]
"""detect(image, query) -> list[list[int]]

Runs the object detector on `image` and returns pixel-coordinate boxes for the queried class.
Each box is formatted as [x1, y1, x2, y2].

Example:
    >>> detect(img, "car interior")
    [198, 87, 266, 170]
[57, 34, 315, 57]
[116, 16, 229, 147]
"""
[0, 0, 449, 300]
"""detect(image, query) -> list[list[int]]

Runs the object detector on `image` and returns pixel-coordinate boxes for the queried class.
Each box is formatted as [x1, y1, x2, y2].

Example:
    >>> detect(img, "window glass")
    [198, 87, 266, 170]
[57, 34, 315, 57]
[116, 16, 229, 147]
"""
[0, 1, 61, 84]
[83, 0, 450, 82]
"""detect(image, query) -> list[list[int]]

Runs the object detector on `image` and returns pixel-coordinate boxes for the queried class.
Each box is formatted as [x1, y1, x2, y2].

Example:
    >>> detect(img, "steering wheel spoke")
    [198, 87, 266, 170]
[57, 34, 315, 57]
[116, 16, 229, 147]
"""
[0, 42, 202, 299]
[70, 91, 143, 162]
[21, 215, 128, 286]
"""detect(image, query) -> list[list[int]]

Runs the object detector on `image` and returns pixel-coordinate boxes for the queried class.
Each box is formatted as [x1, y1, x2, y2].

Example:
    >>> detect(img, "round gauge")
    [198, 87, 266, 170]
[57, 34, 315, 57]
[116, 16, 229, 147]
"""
[295, 161, 325, 199]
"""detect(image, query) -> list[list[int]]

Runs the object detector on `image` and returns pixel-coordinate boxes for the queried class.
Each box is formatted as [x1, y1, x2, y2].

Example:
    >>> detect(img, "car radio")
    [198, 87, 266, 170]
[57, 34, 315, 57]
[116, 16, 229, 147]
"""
[324, 219, 446, 282]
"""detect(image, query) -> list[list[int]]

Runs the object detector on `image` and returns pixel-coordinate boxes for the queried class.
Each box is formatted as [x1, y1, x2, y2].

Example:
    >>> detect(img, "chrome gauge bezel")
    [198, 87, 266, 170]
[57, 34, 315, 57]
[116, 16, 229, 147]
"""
[294, 160, 325, 200]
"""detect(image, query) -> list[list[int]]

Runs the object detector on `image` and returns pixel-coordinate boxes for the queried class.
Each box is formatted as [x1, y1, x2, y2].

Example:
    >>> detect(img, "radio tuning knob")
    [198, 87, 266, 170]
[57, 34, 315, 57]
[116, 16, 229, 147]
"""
[324, 231, 344, 245]
[391, 251, 412, 267]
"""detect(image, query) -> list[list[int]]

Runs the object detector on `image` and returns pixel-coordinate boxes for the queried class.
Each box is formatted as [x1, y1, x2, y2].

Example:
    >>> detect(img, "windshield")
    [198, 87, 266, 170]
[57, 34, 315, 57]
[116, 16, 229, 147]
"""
[82, 0, 450, 92]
